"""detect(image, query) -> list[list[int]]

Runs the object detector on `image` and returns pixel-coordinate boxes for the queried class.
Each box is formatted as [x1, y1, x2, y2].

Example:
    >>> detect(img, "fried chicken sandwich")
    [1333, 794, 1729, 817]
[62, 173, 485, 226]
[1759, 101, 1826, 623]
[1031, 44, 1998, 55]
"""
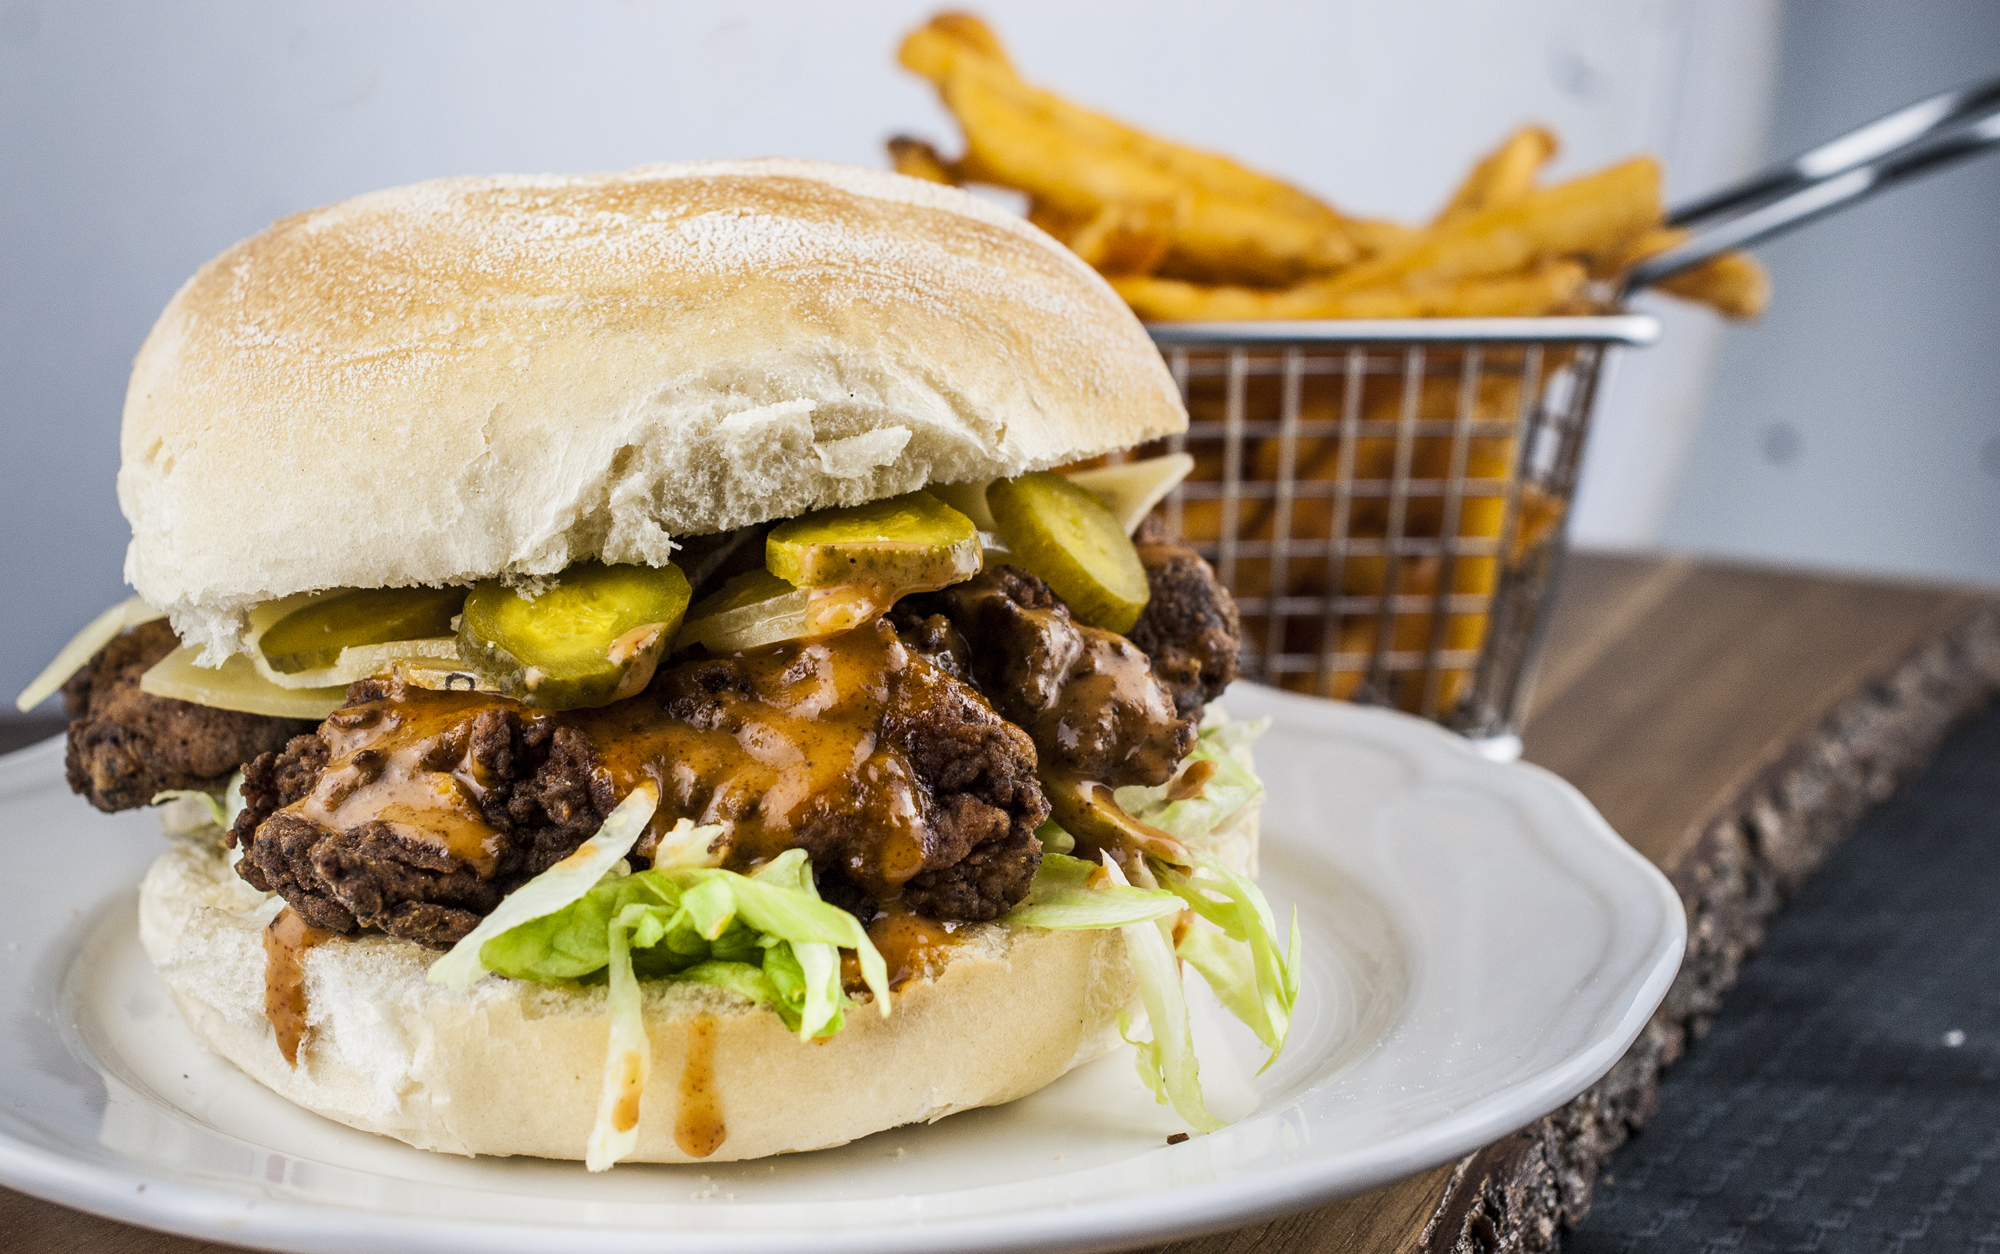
[22, 159, 1292, 1167]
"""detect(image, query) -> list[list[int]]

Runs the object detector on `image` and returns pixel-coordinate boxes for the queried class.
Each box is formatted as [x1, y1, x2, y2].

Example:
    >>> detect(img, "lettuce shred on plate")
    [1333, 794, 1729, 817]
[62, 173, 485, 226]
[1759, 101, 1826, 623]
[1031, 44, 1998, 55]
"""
[138, 717, 1293, 1165]
[1037, 718, 1298, 1131]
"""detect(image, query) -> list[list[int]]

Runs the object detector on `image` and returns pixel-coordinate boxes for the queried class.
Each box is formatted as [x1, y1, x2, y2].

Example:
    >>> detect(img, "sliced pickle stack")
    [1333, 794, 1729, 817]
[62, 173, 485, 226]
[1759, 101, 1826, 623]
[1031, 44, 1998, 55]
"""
[765, 491, 979, 590]
[987, 472, 1151, 634]
[674, 570, 812, 655]
[259, 587, 466, 673]
[243, 587, 464, 690]
[459, 562, 690, 709]
[679, 493, 983, 655]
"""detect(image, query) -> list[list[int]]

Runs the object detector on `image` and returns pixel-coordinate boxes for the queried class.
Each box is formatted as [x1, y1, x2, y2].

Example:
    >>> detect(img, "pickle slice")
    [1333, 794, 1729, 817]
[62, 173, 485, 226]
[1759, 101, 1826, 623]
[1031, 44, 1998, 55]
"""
[259, 586, 467, 674]
[986, 472, 1151, 634]
[458, 563, 690, 709]
[674, 570, 811, 655]
[765, 492, 979, 591]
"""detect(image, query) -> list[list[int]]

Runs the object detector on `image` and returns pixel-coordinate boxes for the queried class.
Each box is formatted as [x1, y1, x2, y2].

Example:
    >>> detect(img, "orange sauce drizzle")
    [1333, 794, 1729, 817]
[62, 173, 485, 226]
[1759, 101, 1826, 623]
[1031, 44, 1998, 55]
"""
[263, 906, 335, 1067]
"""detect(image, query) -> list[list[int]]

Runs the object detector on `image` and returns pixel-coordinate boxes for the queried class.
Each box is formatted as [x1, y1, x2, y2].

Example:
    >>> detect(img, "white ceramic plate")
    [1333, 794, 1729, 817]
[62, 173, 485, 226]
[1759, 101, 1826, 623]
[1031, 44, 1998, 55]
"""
[0, 684, 1682, 1254]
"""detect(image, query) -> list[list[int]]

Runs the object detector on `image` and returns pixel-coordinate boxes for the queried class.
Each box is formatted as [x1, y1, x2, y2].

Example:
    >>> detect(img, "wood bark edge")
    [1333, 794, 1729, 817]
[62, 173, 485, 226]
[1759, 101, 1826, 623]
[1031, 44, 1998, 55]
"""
[1422, 600, 2000, 1254]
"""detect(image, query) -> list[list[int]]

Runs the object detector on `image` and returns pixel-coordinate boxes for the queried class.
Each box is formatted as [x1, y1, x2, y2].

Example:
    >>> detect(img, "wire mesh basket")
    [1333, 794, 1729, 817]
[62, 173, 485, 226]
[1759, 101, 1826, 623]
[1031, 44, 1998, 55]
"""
[1133, 315, 1659, 754]
[1098, 75, 2000, 752]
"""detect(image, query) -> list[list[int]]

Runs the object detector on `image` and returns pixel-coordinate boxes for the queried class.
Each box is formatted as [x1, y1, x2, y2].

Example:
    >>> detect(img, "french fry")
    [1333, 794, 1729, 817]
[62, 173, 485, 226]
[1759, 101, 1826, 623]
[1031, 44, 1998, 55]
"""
[1423, 259, 1589, 317]
[905, 17, 1339, 229]
[1111, 274, 1421, 321]
[1597, 225, 1771, 319]
[1302, 587, 1485, 711]
[1319, 157, 1662, 295]
[887, 135, 959, 185]
[1340, 218, 1424, 259]
[1116, 259, 1586, 323]
[1653, 256, 1767, 319]
[1509, 484, 1569, 563]
[943, 67, 1356, 282]
[1051, 202, 1175, 276]
[1432, 126, 1559, 227]
[899, 15, 1359, 284]
[923, 11, 1013, 70]
[1590, 224, 1683, 279]
[1653, 251, 1769, 320]
[898, 16, 1005, 84]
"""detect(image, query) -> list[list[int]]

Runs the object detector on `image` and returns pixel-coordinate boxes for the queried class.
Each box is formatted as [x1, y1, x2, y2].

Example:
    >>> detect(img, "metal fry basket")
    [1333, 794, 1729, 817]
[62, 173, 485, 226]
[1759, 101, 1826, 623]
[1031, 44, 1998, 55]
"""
[1137, 316, 1659, 755]
[1113, 71, 2000, 755]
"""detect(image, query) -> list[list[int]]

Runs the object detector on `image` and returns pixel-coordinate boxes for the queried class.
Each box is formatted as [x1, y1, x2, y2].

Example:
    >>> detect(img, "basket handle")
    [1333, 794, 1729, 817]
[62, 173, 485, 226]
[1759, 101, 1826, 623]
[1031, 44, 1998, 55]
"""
[1622, 73, 2000, 295]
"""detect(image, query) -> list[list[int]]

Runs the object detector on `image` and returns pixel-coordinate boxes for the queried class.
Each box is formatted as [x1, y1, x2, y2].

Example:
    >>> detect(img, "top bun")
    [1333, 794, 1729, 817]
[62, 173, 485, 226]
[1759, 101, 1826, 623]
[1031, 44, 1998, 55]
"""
[119, 158, 1186, 660]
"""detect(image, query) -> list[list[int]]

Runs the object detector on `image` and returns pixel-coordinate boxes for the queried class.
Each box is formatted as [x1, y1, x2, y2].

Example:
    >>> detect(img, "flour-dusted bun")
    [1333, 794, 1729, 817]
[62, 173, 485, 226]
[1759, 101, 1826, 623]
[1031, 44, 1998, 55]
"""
[118, 159, 1187, 660]
[140, 794, 1260, 1163]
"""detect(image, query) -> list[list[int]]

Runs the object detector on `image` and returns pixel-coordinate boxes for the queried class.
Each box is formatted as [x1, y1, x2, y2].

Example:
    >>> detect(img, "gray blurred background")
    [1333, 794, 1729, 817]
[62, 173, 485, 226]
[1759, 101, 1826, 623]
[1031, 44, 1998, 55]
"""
[2, 0, 1996, 708]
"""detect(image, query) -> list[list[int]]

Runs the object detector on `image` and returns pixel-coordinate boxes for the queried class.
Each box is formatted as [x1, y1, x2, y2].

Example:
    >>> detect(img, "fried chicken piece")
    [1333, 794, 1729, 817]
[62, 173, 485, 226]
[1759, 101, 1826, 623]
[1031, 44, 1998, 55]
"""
[232, 621, 1049, 947]
[1128, 513, 1242, 720]
[918, 565, 1195, 788]
[62, 619, 313, 812]
[233, 701, 630, 947]
[647, 620, 1046, 920]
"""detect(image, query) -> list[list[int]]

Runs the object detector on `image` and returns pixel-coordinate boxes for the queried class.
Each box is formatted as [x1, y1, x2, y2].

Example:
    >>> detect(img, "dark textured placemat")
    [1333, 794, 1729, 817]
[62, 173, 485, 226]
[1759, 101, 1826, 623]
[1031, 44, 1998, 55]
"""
[1571, 702, 2000, 1253]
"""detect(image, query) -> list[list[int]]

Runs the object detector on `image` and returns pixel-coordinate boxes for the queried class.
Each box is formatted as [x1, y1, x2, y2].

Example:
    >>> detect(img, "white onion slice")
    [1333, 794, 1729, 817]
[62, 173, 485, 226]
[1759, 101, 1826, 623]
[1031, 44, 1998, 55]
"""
[139, 647, 347, 720]
[1062, 453, 1196, 534]
[673, 587, 812, 655]
[15, 596, 164, 712]
[249, 636, 461, 690]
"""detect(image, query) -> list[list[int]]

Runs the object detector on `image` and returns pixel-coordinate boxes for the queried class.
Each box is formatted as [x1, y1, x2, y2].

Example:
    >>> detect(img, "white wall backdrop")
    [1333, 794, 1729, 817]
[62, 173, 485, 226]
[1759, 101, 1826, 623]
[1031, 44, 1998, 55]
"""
[1660, 0, 2000, 587]
[0, 0, 1816, 703]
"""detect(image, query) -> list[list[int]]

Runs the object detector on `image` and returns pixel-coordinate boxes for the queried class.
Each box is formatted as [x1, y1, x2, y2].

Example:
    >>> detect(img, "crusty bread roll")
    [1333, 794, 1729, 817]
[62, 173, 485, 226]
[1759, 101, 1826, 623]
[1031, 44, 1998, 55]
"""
[140, 797, 1260, 1163]
[119, 159, 1187, 660]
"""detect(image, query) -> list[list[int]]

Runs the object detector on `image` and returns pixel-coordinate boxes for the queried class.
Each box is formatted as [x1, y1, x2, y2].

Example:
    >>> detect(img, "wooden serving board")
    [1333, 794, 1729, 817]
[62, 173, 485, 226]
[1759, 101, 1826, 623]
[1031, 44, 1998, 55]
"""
[1140, 553, 2000, 1254]
[3, 552, 1996, 1254]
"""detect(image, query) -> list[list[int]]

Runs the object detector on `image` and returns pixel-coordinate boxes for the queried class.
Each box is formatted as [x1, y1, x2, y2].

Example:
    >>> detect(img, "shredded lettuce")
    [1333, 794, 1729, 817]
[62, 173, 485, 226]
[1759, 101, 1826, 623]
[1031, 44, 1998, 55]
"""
[1036, 820, 1076, 856]
[512, 846, 891, 1171]
[1155, 852, 1300, 1069]
[151, 788, 227, 831]
[427, 783, 666, 990]
[1103, 855, 1224, 1133]
[1115, 717, 1269, 845]
[152, 769, 250, 838]
[470, 847, 889, 1039]
[587, 901, 651, 1170]
[420, 783, 891, 1171]
[1007, 720, 1297, 1131]
[1002, 853, 1182, 929]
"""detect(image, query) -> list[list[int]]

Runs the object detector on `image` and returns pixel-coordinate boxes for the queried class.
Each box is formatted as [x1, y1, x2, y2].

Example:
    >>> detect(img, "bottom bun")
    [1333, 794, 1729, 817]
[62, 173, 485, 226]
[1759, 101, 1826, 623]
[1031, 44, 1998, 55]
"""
[140, 800, 1259, 1164]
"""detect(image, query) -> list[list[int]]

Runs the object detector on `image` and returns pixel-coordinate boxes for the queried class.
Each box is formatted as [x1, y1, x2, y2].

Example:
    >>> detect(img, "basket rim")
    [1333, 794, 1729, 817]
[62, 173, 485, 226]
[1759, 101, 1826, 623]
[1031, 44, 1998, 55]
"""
[1144, 313, 1661, 347]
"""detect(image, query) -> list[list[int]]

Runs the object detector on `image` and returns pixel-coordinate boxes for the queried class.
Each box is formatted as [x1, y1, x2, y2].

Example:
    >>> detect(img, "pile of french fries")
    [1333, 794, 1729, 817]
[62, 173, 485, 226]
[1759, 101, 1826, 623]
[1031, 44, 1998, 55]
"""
[890, 12, 1769, 322]
[888, 13, 1767, 717]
